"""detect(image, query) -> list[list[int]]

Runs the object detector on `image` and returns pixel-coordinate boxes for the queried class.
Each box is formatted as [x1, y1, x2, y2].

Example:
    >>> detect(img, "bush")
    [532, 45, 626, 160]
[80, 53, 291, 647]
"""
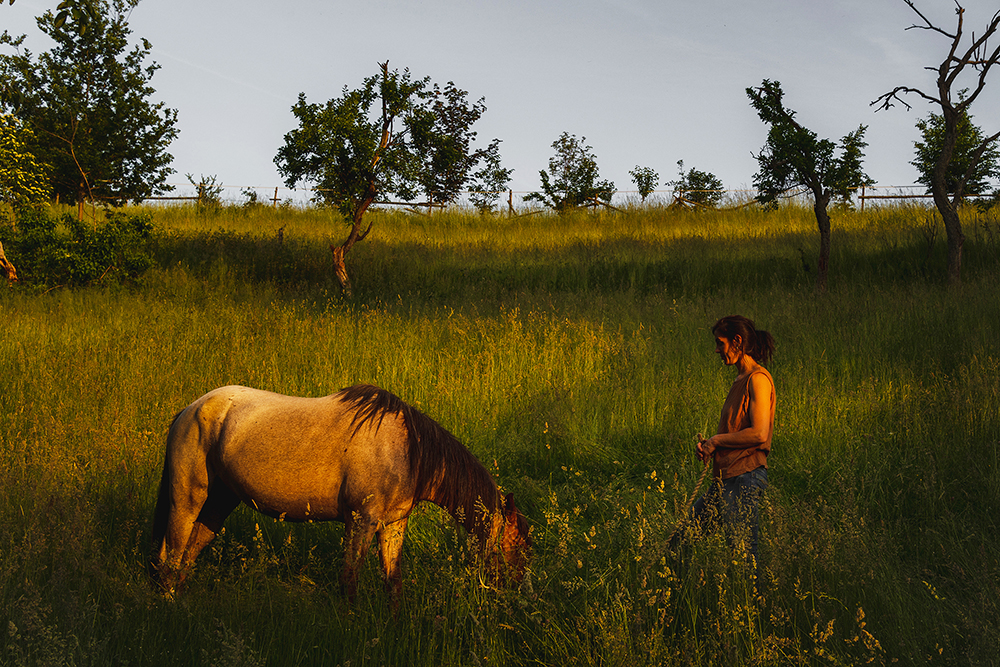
[0, 208, 155, 287]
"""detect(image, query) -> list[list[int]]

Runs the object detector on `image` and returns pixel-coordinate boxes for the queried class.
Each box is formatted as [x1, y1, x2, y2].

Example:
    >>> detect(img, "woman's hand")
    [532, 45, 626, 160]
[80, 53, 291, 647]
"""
[696, 434, 715, 463]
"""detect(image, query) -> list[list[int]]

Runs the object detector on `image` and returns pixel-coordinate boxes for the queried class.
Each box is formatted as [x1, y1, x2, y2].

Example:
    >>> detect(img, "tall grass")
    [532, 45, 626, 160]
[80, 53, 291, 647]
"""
[1, 202, 998, 665]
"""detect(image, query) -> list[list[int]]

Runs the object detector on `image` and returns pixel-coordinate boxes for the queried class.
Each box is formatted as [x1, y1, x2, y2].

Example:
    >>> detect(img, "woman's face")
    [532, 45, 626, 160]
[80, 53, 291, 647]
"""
[714, 334, 742, 366]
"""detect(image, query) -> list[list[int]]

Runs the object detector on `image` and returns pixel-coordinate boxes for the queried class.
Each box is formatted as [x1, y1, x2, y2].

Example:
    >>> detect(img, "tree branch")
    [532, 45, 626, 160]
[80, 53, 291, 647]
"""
[902, 0, 959, 40]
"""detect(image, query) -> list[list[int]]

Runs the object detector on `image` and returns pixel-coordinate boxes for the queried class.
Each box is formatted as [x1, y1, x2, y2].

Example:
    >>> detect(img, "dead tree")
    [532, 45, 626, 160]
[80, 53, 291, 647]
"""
[873, 0, 1000, 284]
[0, 240, 17, 283]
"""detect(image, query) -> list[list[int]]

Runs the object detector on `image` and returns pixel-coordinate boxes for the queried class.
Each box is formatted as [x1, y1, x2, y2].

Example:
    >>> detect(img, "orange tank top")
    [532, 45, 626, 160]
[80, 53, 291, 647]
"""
[713, 368, 775, 480]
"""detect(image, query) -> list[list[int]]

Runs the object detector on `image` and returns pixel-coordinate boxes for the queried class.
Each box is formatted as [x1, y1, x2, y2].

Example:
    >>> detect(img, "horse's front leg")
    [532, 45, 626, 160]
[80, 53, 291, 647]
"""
[377, 517, 408, 601]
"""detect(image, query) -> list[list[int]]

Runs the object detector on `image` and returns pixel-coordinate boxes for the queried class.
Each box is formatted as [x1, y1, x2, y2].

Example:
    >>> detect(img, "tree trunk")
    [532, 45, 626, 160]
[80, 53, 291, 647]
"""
[330, 244, 352, 297]
[933, 106, 963, 284]
[0, 241, 17, 283]
[939, 200, 964, 284]
[330, 190, 378, 297]
[813, 190, 831, 292]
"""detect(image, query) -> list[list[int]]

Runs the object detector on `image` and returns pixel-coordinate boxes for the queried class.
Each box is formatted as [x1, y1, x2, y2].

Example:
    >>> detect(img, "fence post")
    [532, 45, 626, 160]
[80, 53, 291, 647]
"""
[273, 187, 279, 208]
[508, 189, 513, 216]
[860, 185, 865, 213]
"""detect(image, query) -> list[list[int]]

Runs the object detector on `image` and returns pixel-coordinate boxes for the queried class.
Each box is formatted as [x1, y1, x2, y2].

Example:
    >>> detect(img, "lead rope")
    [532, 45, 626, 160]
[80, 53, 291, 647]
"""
[666, 433, 713, 548]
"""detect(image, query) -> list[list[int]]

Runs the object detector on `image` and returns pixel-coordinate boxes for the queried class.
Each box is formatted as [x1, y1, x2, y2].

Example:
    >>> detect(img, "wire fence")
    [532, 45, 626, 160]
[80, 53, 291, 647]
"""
[141, 182, 949, 212]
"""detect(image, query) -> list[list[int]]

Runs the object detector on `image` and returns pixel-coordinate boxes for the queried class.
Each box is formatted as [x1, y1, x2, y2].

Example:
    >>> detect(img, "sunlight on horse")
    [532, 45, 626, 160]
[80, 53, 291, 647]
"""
[149, 384, 532, 599]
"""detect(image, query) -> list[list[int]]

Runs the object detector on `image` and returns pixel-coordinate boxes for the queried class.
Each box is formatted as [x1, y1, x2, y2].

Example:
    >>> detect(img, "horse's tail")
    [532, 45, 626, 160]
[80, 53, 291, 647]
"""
[148, 410, 183, 582]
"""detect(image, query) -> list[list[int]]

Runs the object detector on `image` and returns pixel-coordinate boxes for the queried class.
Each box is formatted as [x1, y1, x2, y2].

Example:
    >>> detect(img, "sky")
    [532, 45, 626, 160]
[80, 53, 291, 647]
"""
[3, 0, 999, 204]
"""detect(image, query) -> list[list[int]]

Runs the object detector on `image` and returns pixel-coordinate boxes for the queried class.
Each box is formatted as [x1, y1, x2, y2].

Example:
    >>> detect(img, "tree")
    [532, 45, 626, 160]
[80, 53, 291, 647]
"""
[747, 80, 874, 291]
[1, 114, 50, 212]
[873, 1, 1000, 284]
[186, 173, 224, 208]
[275, 62, 506, 295]
[468, 148, 513, 213]
[3, 0, 98, 34]
[410, 81, 507, 206]
[667, 160, 724, 208]
[629, 166, 659, 202]
[524, 132, 615, 211]
[1, 114, 47, 283]
[0, 0, 179, 205]
[912, 104, 1000, 203]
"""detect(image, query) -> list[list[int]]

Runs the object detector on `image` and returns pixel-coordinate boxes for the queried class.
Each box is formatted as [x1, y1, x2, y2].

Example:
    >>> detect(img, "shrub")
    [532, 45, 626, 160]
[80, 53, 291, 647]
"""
[1, 208, 154, 287]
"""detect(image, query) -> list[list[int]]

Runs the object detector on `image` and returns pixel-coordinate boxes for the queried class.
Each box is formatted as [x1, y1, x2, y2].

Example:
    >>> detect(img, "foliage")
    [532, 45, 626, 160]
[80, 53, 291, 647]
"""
[0, 113, 50, 211]
[186, 173, 224, 208]
[872, 0, 1000, 284]
[275, 63, 504, 219]
[748, 79, 874, 290]
[912, 105, 1000, 201]
[410, 81, 508, 205]
[469, 146, 513, 213]
[524, 132, 615, 211]
[51, 0, 100, 35]
[748, 81, 873, 209]
[0, 207, 153, 285]
[629, 165, 659, 202]
[240, 187, 262, 207]
[275, 64, 426, 218]
[275, 62, 508, 295]
[0, 0, 179, 205]
[667, 160, 723, 208]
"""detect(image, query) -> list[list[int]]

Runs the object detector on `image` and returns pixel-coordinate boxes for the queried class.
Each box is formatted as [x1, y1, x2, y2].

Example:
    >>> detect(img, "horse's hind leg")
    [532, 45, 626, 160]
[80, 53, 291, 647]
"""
[377, 517, 408, 600]
[341, 512, 378, 601]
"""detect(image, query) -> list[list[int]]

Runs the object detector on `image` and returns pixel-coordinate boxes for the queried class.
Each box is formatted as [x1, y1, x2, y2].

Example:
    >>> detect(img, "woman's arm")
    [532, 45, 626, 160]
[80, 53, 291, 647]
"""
[697, 373, 773, 460]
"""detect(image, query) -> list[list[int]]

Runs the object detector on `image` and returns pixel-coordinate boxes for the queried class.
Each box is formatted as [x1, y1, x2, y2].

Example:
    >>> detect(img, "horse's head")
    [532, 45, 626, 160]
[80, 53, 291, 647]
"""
[498, 492, 532, 582]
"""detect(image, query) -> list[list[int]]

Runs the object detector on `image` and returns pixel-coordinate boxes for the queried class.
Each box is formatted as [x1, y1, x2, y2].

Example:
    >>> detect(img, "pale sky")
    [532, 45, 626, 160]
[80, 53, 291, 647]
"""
[3, 0, 999, 203]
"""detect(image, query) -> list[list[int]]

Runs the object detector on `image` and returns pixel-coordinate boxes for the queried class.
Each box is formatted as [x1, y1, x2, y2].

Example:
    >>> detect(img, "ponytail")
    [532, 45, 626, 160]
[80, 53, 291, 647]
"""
[712, 315, 775, 366]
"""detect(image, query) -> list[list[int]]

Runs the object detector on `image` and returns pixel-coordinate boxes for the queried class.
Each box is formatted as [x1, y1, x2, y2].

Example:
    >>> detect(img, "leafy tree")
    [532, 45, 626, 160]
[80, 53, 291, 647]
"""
[524, 132, 615, 211]
[629, 166, 659, 202]
[409, 81, 507, 205]
[912, 104, 999, 203]
[748, 79, 874, 291]
[667, 160, 724, 208]
[468, 147, 513, 213]
[0, 0, 179, 205]
[1, 114, 50, 212]
[873, 1, 1000, 284]
[186, 173, 224, 208]
[275, 62, 505, 295]
[3, 0, 99, 34]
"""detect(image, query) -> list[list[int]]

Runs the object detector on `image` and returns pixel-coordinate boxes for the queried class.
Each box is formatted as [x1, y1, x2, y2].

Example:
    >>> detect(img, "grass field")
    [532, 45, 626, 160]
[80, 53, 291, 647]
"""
[1, 201, 998, 665]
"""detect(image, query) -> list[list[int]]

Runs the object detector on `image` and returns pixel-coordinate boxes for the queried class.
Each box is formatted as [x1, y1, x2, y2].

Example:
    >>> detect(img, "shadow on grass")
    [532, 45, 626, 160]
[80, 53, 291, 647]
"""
[149, 226, 998, 309]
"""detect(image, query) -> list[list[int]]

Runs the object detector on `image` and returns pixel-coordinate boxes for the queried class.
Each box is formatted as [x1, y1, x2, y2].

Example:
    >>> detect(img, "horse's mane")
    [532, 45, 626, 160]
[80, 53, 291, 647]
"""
[336, 384, 500, 535]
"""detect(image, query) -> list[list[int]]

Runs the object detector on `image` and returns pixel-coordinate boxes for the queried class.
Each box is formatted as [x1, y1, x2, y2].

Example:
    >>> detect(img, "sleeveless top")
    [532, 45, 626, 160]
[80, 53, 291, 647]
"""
[713, 368, 775, 480]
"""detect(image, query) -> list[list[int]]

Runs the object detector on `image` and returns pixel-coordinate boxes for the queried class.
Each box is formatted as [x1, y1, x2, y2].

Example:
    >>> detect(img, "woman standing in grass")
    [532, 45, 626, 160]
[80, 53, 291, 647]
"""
[693, 315, 775, 585]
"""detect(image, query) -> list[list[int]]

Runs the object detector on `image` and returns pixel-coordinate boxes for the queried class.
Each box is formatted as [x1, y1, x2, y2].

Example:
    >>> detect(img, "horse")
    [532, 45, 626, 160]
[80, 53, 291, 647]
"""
[149, 383, 532, 598]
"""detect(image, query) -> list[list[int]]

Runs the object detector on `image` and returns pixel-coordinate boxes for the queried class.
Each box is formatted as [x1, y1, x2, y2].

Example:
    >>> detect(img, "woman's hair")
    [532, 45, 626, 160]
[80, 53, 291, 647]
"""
[712, 315, 775, 366]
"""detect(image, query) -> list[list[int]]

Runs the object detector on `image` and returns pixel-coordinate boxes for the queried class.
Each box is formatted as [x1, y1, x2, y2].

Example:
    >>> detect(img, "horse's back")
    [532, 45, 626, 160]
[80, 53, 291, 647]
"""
[168, 385, 415, 523]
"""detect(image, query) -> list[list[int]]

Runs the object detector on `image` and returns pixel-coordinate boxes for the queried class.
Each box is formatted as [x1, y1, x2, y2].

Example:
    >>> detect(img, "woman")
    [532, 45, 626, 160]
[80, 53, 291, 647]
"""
[692, 315, 775, 583]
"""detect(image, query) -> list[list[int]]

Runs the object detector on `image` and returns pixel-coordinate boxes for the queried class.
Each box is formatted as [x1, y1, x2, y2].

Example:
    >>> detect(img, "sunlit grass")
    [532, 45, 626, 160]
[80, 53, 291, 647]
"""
[1, 201, 998, 664]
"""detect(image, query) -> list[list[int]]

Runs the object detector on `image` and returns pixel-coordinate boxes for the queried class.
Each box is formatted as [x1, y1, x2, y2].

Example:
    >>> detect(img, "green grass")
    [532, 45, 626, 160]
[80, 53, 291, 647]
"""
[1, 202, 998, 665]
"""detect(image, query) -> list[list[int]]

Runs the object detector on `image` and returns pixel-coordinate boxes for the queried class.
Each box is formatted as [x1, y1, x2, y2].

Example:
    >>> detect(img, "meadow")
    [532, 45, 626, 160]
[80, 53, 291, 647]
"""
[1, 200, 998, 665]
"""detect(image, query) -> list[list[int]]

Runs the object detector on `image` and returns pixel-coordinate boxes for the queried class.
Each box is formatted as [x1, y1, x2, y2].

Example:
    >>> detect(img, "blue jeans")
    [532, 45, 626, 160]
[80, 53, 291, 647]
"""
[691, 467, 768, 575]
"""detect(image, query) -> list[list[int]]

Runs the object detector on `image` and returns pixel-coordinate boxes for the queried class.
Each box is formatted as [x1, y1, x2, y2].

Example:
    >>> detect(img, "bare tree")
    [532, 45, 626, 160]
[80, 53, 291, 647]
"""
[873, 1, 1000, 284]
[0, 240, 16, 282]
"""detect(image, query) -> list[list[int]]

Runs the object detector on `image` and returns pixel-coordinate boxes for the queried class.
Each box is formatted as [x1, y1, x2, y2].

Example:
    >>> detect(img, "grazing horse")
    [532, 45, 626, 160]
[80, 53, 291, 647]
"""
[149, 384, 532, 597]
